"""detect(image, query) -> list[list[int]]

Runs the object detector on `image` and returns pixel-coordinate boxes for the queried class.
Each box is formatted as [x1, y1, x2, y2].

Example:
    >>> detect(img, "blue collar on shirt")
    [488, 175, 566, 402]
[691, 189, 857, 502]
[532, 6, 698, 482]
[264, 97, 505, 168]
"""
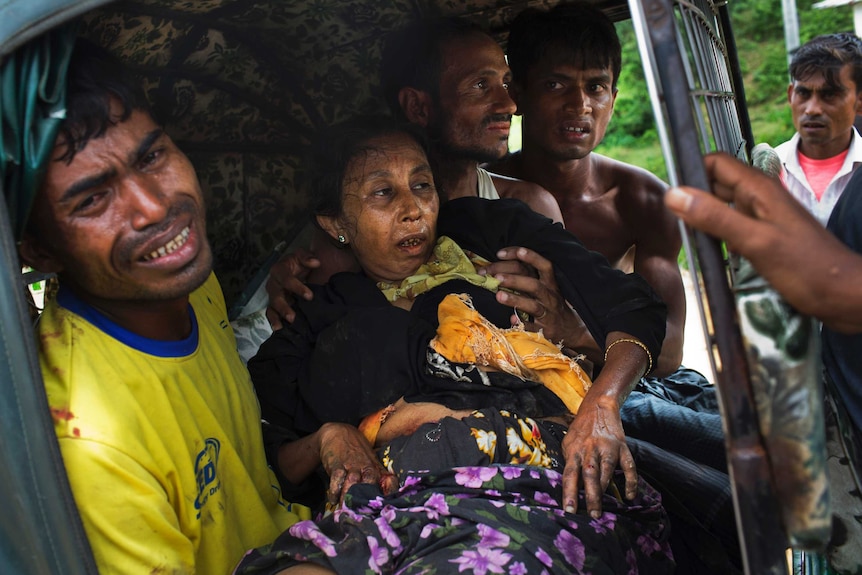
[56, 287, 199, 358]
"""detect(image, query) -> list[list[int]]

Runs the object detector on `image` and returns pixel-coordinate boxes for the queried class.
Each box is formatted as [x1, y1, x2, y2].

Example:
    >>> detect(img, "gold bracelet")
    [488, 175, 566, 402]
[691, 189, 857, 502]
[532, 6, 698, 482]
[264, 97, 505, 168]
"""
[603, 338, 653, 375]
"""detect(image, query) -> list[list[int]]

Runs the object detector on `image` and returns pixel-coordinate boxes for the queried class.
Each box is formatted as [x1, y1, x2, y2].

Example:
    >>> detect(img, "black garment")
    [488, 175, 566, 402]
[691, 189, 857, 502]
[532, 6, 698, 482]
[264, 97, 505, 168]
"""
[237, 465, 674, 575]
[252, 279, 570, 439]
[250, 197, 667, 440]
[628, 438, 741, 574]
[821, 168, 862, 572]
[637, 368, 719, 411]
[380, 409, 570, 477]
[824, 170, 862, 437]
[438, 197, 667, 359]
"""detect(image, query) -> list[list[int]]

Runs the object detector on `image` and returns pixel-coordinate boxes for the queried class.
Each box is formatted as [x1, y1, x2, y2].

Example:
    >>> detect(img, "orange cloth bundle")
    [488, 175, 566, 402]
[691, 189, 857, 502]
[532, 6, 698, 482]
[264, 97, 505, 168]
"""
[429, 293, 591, 414]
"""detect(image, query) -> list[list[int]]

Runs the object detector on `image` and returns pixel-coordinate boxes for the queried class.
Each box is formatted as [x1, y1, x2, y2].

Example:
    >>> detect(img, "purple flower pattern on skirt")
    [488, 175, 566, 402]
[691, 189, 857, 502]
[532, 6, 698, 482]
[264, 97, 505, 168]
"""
[235, 465, 674, 574]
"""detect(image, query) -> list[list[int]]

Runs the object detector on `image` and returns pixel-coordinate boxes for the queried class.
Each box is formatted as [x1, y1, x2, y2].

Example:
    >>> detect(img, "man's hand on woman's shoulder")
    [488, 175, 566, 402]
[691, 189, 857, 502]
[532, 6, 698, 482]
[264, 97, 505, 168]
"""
[265, 248, 321, 329]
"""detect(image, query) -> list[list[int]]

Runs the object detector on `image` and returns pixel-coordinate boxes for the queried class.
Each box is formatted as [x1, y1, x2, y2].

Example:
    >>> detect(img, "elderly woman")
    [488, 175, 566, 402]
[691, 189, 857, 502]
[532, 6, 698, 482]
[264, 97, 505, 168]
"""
[238, 116, 673, 574]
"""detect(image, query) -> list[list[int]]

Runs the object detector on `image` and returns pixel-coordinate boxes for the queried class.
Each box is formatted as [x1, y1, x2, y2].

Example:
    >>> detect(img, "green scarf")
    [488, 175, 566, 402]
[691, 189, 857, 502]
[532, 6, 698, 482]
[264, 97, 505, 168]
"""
[377, 236, 500, 302]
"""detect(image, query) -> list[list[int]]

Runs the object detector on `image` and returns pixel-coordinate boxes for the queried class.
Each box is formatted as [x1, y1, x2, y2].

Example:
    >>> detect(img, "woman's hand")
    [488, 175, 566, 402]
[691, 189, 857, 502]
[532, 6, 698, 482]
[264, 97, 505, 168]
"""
[560, 331, 647, 517]
[560, 396, 636, 518]
[487, 246, 602, 363]
[317, 423, 398, 506]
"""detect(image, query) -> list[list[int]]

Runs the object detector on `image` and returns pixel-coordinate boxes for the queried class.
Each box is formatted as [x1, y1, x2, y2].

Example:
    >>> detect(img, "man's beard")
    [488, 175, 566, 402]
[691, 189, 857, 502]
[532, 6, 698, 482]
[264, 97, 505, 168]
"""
[429, 113, 512, 164]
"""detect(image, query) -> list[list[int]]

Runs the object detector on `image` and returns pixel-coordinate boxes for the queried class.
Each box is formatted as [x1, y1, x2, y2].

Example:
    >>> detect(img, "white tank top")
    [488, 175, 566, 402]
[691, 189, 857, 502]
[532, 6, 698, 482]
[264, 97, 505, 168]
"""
[476, 167, 501, 199]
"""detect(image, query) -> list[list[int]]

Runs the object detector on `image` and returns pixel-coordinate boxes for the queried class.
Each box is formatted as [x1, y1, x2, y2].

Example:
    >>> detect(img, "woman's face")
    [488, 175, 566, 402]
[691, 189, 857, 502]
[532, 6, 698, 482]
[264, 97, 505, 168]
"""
[323, 132, 439, 283]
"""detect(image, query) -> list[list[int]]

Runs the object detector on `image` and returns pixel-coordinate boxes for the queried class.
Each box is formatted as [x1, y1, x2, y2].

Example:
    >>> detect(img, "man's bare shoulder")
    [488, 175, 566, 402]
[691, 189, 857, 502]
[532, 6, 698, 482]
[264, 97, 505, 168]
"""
[594, 153, 667, 200]
[488, 172, 564, 224]
[594, 154, 678, 242]
[490, 171, 545, 195]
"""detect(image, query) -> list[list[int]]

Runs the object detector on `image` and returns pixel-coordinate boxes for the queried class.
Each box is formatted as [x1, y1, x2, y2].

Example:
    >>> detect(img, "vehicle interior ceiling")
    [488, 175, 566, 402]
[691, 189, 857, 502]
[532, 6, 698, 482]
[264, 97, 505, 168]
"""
[5, 0, 748, 311]
[71, 0, 648, 312]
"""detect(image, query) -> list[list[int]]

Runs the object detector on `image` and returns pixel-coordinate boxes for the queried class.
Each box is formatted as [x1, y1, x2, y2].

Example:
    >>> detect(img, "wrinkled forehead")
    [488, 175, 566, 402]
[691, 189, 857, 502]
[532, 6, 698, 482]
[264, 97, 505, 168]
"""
[35, 109, 173, 223]
[342, 133, 431, 186]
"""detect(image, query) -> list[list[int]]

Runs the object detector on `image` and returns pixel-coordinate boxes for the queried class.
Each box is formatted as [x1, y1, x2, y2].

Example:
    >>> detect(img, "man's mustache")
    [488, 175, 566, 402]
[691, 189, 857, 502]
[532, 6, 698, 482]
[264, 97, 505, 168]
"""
[801, 115, 826, 124]
[118, 198, 199, 262]
[482, 114, 513, 127]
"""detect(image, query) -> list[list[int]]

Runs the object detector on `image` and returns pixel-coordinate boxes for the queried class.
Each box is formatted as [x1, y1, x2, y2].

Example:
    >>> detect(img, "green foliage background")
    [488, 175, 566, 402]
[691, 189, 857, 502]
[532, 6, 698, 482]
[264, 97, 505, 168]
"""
[599, 0, 855, 181]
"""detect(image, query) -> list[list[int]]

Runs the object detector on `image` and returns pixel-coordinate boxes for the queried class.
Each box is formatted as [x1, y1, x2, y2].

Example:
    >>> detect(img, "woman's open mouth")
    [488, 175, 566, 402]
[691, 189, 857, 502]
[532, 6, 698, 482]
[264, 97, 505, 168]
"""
[397, 234, 429, 255]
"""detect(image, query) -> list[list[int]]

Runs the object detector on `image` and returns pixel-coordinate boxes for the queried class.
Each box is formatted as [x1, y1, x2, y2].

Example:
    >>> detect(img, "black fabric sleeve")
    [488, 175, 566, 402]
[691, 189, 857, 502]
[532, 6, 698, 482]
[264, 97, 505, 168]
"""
[248, 310, 320, 436]
[250, 275, 409, 507]
[437, 197, 667, 365]
[260, 419, 326, 508]
[248, 273, 423, 435]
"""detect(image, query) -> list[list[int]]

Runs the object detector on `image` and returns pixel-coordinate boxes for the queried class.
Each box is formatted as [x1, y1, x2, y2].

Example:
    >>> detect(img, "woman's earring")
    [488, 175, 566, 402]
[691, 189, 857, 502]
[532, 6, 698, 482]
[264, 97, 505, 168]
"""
[337, 235, 347, 244]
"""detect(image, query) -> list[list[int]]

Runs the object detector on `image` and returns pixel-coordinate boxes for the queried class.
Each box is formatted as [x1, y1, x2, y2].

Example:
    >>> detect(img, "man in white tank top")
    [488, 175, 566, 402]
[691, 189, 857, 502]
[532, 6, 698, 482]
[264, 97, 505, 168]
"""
[379, 18, 562, 223]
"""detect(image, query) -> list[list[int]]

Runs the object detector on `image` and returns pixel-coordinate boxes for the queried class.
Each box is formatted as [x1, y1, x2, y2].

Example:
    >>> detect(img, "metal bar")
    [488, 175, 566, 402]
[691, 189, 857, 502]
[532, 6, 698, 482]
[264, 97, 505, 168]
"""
[628, 0, 718, 383]
[628, 0, 790, 572]
[716, 0, 755, 158]
[675, 6, 714, 152]
[686, 89, 740, 97]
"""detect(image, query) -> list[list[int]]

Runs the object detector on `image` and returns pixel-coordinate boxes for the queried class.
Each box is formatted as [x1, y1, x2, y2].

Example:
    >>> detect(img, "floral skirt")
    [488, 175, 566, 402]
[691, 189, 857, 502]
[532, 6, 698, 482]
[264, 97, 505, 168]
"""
[235, 410, 675, 574]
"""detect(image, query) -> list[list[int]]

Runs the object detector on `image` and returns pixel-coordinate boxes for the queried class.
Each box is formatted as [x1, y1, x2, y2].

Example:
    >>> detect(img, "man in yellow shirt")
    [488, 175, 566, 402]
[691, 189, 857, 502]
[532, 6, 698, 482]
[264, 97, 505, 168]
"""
[17, 39, 387, 574]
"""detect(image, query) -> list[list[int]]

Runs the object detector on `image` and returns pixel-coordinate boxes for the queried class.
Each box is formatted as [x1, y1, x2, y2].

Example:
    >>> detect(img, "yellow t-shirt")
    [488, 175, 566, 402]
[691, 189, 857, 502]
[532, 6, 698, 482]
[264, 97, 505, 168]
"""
[38, 273, 308, 574]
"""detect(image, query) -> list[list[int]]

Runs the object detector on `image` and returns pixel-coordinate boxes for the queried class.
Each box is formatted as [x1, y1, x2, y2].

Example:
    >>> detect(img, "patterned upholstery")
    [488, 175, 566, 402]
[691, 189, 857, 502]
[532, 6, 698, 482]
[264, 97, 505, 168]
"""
[77, 0, 576, 305]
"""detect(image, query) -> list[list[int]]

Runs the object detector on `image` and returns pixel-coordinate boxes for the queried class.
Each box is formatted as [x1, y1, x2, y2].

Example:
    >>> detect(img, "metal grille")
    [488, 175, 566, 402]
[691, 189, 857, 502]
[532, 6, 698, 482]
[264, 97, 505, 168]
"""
[675, 0, 748, 159]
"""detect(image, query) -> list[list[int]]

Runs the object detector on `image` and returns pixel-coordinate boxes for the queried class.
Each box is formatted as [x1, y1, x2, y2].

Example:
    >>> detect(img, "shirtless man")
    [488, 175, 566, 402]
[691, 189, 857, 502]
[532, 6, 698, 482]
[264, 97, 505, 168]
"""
[266, 17, 563, 328]
[488, 9, 739, 568]
[489, 2, 685, 377]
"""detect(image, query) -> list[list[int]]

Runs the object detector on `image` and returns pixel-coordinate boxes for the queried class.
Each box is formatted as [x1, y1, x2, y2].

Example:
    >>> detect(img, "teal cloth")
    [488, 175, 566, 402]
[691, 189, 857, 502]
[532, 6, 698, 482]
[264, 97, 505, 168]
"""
[1, 24, 76, 239]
